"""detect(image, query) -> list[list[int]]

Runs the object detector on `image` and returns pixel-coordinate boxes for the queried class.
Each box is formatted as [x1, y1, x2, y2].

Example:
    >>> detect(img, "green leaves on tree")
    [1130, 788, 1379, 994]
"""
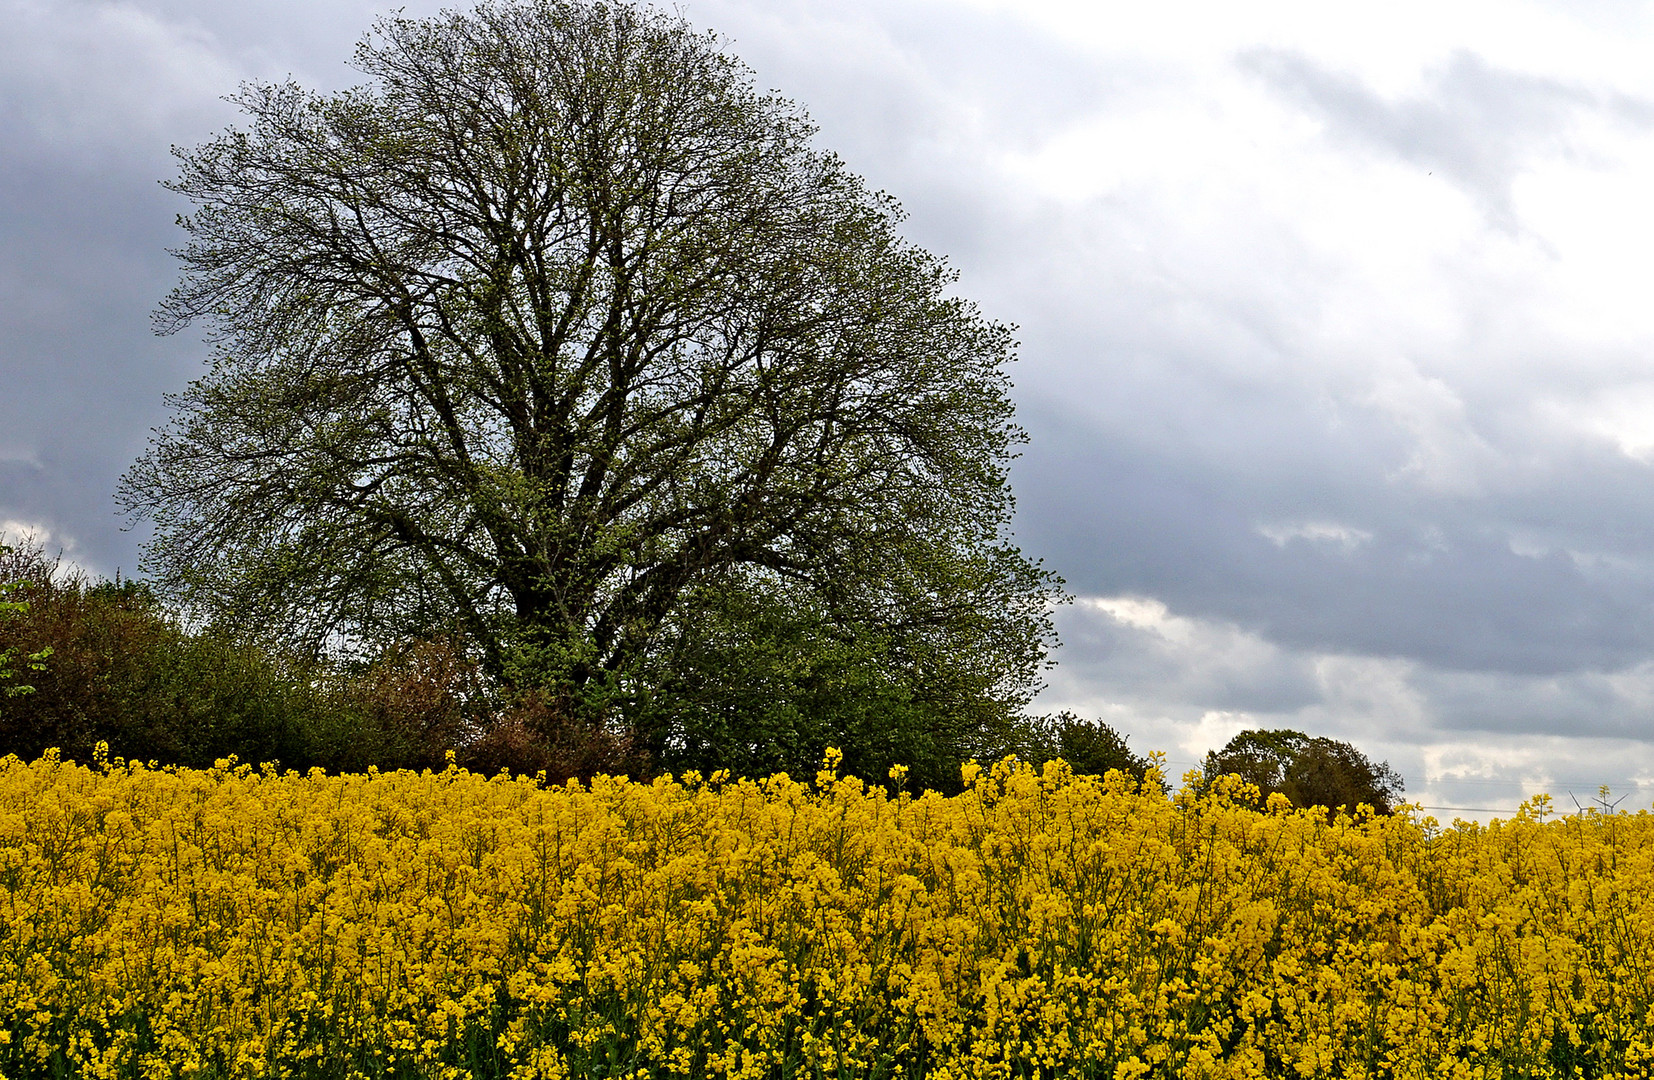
[120, 0, 1064, 778]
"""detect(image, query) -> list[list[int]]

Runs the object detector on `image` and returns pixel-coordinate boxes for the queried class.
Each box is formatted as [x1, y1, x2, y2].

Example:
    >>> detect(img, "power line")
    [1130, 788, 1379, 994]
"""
[1414, 805, 1520, 815]
[1420, 776, 1654, 788]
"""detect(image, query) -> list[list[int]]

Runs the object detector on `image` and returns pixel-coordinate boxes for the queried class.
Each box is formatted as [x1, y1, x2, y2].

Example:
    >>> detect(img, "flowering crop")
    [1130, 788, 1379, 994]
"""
[2, 748, 1653, 1079]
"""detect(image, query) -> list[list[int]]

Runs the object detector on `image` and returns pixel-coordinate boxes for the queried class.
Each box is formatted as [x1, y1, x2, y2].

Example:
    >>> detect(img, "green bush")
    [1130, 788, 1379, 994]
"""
[0, 543, 433, 770]
[640, 584, 1021, 793]
[0, 541, 644, 776]
[1010, 709, 1158, 786]
[0, 547, 51, 700]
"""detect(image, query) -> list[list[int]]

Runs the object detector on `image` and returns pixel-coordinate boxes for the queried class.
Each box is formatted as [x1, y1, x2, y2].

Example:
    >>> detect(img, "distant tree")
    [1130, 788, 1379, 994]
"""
[119, 0, 1061, 778]
[1203, 728, 1404, 815]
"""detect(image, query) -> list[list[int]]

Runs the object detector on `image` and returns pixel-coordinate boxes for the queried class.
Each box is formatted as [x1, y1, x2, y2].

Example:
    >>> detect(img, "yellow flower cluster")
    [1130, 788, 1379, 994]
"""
[2, 747, 1654, 1079]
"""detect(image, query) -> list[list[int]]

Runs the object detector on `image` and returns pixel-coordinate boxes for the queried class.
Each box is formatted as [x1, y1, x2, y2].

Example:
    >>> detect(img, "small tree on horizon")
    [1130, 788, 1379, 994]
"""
[1203, 728, 1404, 815]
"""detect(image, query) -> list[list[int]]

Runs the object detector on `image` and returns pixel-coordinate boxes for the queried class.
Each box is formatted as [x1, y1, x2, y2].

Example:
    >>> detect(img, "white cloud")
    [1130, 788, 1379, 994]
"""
[0, 518, 94, 581]
[1082, 595, 1183, 636]
[0, 519, 56, 548]
[1257, 520, 1373, 550]
[1539, 383, 1654, 462]
[1182, 711, 1254, 763]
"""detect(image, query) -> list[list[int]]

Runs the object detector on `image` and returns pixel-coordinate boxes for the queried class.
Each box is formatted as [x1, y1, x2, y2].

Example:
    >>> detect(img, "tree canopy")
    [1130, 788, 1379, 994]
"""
[1202, 728, 1405, 815]
[121, 0, 1061, 783]
[1012, 710, 1157, 787]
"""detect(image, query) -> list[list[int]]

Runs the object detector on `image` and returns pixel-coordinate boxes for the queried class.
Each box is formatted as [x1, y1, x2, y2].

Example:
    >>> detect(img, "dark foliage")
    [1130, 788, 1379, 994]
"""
[639, 578, 1038, 792]
[1014, 710, 1157, 787]
[0, 541, 629, 776]
[0, 543, 391, 769]
[1203, 728, 1405, 815]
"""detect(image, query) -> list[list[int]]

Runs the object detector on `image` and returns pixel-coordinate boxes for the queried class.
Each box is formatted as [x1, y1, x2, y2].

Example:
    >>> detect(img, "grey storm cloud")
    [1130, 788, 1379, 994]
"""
[1013, 402, 1654, 678]
[0, 0, 436, 570]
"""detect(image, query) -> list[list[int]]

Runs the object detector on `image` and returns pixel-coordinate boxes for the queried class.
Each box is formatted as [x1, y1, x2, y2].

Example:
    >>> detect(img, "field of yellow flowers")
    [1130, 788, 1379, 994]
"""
[2, 748, 1653, 1080]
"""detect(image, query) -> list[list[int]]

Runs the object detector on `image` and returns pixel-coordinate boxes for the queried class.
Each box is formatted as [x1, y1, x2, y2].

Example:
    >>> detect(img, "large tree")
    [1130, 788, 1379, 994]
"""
[121, 0, 1061, 776]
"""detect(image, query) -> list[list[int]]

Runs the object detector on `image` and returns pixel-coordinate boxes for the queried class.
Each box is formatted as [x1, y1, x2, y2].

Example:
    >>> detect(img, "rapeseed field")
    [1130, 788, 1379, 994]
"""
[1, 747, 1651, 1079]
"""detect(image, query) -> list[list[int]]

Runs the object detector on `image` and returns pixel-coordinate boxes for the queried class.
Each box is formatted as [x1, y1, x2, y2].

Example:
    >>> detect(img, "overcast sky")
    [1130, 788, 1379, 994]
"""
[8, 0, 1654, 815]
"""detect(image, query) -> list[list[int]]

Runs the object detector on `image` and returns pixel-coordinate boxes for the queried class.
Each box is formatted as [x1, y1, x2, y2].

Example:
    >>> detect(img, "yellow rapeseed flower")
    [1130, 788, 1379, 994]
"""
[1, 750, 1653, 1077]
